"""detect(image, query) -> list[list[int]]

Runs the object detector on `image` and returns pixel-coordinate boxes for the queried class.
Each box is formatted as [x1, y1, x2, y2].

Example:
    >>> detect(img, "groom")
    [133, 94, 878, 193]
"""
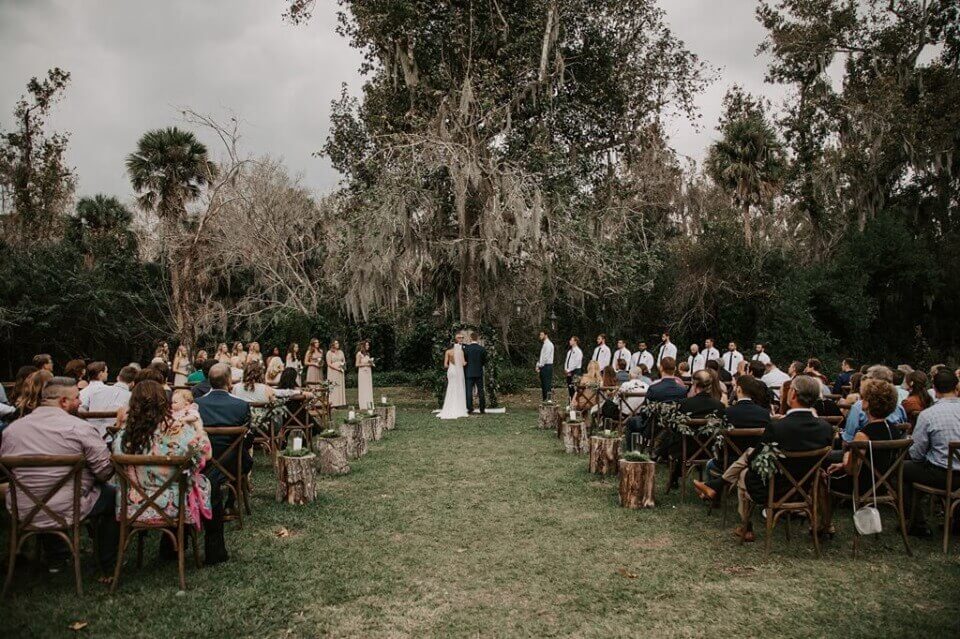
[462, 332, 487, 414]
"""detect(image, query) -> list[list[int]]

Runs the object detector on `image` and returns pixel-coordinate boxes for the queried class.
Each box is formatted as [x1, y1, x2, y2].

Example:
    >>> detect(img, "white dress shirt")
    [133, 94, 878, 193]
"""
[687, 353, 706, 373]
[78, 380, 106, 406]
[655, 342, 678, 366]
[591, 344, 612, 369]
[702, 347, 720, 362]
[723, 350, 744, 375]
[537, 338, 555, 368]
[618, 379, 648, 416]
[564, 346, 583, 374]
[751, 351, 772, 365]
[761, 368, 791, 401]
[612, 347, 632, 369]
[82, 381, 132, 436]
[630, 350, 654, 372]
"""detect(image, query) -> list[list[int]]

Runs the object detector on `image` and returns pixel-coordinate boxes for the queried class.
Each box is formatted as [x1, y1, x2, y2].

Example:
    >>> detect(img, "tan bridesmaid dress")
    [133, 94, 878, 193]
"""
[356, 352, 374, 409]
[326, 349, 347, 406]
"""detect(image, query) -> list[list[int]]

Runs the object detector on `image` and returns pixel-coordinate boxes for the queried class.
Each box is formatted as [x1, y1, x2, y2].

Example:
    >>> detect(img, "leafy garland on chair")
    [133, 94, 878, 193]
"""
[749, 442, 785, 484]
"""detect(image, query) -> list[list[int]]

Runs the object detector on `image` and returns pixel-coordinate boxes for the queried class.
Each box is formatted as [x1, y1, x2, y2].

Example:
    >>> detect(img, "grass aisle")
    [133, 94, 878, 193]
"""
[4, 405, 959, 638]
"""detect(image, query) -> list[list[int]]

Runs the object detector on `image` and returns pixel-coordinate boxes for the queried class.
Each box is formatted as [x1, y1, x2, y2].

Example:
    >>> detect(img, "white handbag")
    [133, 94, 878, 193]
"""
[853, 439, 882, 535]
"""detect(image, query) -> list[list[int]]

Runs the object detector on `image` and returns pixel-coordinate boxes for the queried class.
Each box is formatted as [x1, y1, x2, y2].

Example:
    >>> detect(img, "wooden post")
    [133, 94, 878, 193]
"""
[589, 436, 620, 476]
[618, 461, 656, 509]
[315, 437, 350, 475]
[538, 403, 562, 430]
[338, 421, 360, 459]
[561, 420, 589, 454]
[275, 453, 317, 505]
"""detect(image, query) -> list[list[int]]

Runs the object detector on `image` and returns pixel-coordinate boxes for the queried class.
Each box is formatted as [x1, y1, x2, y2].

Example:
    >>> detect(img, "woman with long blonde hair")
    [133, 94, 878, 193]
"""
[172, 344, 190, 386]
[215, 343, 231, 364]
[305, 338, 324, 385]
[573, 360, 602, 411]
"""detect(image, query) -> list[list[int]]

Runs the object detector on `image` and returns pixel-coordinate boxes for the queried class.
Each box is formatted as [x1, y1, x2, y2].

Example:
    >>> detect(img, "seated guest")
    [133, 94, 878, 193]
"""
[615, 358, 630, 384]
[149, 360, 172, 387]
[82, 365, 137, 438]
[186, 357, 207, 384]
[63, 359, 89, 390]
[761, 361, 791, 404]
[78, 361, 108, 405]
[705, 358, 732, 383]
[623, 357, 687, 452]
[901, 371, 933, 417]
[695, 375, 771, 500]
[844, 372, 863, 406]
[677, 361, 691, 383]
[113, 382, 221, 562]
[902, 369, 960, 537]
[229, 355, 245, 384]
[265, 355, 284, 386]
[823, 379, 904, 531]
[572, 361, 602, 412]
[832, 358, 856, 396]
[190, 358, 219, 400]
[638, 364, 653, 386]
[891, 368, 908, 403]
[13, 370, 53, 420]
[778, 361, 804, 415]
[700, 376, 833, 541]
[804, 358, 830, 392]
[601, 365, 618, 388]
[32, 353, 54, 372]
[657, 370, 726, 487]
[842, 365, 907, 442]
[9, 365, 38, 406]
[232, 361, 278, 403]
[0, 376, 118, 570]
[618, 367, 648, 419]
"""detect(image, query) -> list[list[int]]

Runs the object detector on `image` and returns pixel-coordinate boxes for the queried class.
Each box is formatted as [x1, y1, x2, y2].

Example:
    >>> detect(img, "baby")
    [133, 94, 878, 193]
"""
[171, 389, 202, 431]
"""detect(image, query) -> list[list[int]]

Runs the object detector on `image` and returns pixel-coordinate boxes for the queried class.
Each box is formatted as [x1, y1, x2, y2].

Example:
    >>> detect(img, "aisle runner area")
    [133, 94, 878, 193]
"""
[4, 409, 957, 638]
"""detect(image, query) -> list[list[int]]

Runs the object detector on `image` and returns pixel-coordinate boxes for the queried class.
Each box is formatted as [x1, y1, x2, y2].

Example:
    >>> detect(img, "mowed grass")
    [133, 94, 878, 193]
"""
[3, 390, 959, 638]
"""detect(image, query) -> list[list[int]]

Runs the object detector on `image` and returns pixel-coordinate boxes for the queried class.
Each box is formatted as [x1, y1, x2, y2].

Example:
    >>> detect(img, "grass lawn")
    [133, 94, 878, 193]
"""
[3, 389, 959, 638]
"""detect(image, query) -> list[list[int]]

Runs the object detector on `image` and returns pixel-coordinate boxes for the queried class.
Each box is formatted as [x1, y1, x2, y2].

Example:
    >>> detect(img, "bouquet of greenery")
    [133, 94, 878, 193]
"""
[749, 442, 784, 484]
[621, 450, 652, 463]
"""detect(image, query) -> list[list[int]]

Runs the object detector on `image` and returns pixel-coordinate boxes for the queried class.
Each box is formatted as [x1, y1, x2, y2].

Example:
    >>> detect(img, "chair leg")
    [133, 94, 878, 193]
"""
[3, 529, 18, 598]
[110, 526, 129, 594]
[71, 529, 83, 596]
[765, 510, 774, 558]
[177, 525, 186, 591]
[944, 495, 952, 555]
[243, 476, 252, 516]
[896, 490, 913, 557]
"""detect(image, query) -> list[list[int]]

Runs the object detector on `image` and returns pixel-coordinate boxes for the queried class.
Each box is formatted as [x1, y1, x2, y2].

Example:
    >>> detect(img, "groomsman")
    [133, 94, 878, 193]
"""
[591, 334, 612, 369]
[564, 336, 583, 399]
[687, 344, 706, 373]
[536, 330, 555, 402]
[723, 342, 744, 377]
[655, 332, 677, 370]
[751, 343, 771, 365]
[702, 338, 720, 362]
[630, 341, 654, 372]
[613, 339, 632, 372]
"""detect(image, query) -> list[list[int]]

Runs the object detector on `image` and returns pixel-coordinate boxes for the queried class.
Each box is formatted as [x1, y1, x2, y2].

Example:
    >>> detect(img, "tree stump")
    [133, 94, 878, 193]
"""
[589, 437, 620, 476]
[359, 417, 375, 454]
[561, 420, 589, 454]
[315, 437, 350, 475]
[371, 415, 385, 441]
[275, 453, 317, 505]
[618, 461, 656, 509]
[338, 422, 360, 459]
[538, 404, 562, 430]
[376, 405, 397, 430]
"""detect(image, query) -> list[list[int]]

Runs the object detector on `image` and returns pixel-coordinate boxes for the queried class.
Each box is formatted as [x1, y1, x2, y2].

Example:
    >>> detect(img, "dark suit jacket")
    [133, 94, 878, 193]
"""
[463, 343, 487, 378]
[191, 380, 212, 400]
[679, 392, 725, 418]
[196, 389, 252, 459]
[832, 371, 852, 396]
[725, 399, 771, 429]
[746, 409, 833, 501]
[646, 378, 688, 404]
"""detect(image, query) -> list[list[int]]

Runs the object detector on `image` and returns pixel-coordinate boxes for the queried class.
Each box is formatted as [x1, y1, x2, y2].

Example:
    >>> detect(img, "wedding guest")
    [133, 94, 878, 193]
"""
[573, 360, 602, 411]
[638, 364, 653, 386]
[231, 361, 277, 403]
[902, 369, 960, 537]
[804, 358, 829, 389]
[1, 376, 118, 569]
[842, 365, 907, 442]
[13, 370, 53, 419]
[601, 365, 618, 388]
[723, 342, 743, 378]
[677, 361, 691, 382]
[172, 344, 190, 386]
[646, 357, 687, 404]
[265, 355, 285, 387]
[187, 356, 207, 384]
[113, 381, 218, 560]
[845, 372, 863, 405]
[891, 368, 909, 403]
[195, 349, 208, 365]
[618, 367, 648, 419]
[751, 343, 771, 365]
[832, 358, 856, 395]
[305, 338, 324, 385]
[563, 336, 583, 400]
[631, 341, 654, 373]
[63, 359, 89, 390]
[615, 358, 630, 384]
[83, 365, 137, 437]
[704, 359, 731, 384]
[285, 343, 302, 374]
[590, 334, 612, 369]
[612, 340, 632, 374]
[229, 355, 244, 384]
[536, 331, 555, 402]
[661, 370, 726, 487]
[33, 353, 54, 372]
[901, 371, 933, 416]
[326, 340, 347, 407]
[655, 332, 678, 370]
[761, 361, 791, 403]
[190, 358, 218, 400]
[356, 340, 375, 409]
[215, 343, 231, 364]
[79, 361, 108, 405]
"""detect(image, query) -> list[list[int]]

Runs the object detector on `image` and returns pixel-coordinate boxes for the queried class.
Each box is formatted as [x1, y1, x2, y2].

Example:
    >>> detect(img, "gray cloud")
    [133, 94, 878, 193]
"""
[0, 0, 784, 201]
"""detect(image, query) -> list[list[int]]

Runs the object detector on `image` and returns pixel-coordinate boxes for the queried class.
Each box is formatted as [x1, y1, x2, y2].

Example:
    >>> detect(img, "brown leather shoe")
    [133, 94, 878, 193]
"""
[732, 526, 755, 543]
[693, 480, 717, 502]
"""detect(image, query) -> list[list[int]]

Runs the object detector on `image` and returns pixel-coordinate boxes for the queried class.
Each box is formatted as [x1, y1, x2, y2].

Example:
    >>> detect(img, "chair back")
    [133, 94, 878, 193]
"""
[682, 418, 721, 462]
[0, 455, 84, 531]
[203, 426, 248, 484]
[843, 438, 912, 505]
[721, 428, 766, 468]
[111, 454, 192, 529]
[769, 446, 833, 508]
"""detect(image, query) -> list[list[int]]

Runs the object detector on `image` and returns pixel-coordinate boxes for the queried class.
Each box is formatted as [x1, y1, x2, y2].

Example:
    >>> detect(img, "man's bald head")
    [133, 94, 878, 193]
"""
[208, 363, 232, 390]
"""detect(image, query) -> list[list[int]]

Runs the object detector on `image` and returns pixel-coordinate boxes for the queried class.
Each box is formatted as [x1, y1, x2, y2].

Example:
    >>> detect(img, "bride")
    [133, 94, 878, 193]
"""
[437, 335, 469, 419]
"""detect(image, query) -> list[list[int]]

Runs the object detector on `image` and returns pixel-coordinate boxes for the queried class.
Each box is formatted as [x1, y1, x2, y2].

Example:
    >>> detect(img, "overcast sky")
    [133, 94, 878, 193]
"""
[0, 0, 787, 201]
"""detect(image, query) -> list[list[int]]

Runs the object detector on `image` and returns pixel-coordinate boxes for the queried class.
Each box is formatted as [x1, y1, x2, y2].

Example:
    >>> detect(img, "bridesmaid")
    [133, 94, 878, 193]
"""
[172, 344, 190, 386]
[232, 341, 246, 362]
[285, 343, 302, 375]
[355, 339, 375, 410]
[326, 340, 347, 407]
[247, 341, 263, 363]
[215, 343, 231, 364]
[305, 338, 324, 385]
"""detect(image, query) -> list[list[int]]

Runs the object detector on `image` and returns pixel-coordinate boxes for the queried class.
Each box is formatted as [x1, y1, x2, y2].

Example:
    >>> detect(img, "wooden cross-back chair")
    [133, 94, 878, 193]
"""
[277, 395, 317, 453]
[203, 426, 250, 527]
[248, 401, 279, 460]
[829, 438, 913, 558]
[912, 441, 960, 554]
[0, 455, 86, 597]
[616, 391, 647, 434]
[77, 410, 120, 439]
[110, 454, 201, 592]
[676, 418, 721, 501]
[748, 446, 833, 558]
[713, 427, 767, 525]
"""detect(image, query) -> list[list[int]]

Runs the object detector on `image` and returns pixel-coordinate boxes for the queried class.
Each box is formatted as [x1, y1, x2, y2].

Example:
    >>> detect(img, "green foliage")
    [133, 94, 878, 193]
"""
[621, 451, 652, 462]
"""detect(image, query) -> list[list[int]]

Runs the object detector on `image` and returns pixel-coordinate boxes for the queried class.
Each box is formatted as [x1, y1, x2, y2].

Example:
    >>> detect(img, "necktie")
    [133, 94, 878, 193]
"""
[727, 353, 732, 370]
[565, 351, 571, 368]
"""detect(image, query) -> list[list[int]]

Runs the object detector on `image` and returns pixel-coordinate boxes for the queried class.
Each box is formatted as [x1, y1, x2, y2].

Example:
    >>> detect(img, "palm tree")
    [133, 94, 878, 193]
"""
[127, 127, 217, 347]
[706, 115, 785, 247]
[70, 195, 135, 267]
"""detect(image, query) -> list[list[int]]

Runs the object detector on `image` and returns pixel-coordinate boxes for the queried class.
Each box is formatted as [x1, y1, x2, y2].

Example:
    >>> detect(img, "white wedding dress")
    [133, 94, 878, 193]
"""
[438, 344, 469, 419]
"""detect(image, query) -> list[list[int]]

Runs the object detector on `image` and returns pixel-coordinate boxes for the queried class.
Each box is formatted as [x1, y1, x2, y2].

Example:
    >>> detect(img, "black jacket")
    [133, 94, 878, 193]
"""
[745, 409, 833, 501]
[196, 389, 253, 460]
[462, 343, 487, 378]
[679, 392, 725, 418]
[725, 399, 771, 429]
[646, 378, 688, 404]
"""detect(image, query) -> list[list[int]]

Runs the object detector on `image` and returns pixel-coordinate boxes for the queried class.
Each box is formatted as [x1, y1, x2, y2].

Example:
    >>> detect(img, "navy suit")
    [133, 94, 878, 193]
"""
[462, 343, 487, 413]
[196, 389, 253, 480]
[624, 377, 689, 451]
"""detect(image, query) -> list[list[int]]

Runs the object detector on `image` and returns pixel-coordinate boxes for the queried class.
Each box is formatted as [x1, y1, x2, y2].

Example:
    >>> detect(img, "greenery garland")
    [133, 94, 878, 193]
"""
[749, 442, 784, 484]
[431, 321, 503, 409]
